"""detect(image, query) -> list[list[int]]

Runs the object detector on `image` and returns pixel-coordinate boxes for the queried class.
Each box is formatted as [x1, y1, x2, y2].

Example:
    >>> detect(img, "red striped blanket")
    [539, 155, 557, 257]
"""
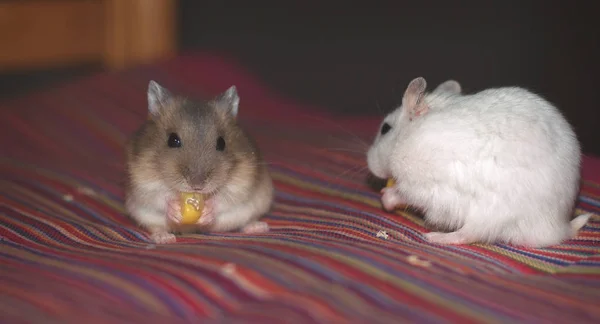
[1, 52, 599, 323]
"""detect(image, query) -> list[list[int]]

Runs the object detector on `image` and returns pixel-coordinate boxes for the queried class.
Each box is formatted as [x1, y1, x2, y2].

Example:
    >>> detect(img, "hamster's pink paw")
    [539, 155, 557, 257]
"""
[241, 221, 270, 234]
[150, 231, 176, 244]
[167, 198, 182, 223]
[380, 187, 406, 212]
[424, 231, 471, 245]
[196, 199, 215, 226]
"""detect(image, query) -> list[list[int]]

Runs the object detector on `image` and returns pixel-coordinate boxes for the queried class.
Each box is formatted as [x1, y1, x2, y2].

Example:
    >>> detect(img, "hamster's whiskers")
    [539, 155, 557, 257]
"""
[326, 134, 370, 151]
[166, 177, 188, 194]
[335, 165, 369, 179]
[319, 147, 367, 155]
[375, 99, 385, 115]
[256, 161, 285, 167]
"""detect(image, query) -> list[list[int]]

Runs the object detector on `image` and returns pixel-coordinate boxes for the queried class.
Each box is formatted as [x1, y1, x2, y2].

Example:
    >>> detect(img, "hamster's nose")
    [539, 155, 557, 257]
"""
[189, 173, 208, 188]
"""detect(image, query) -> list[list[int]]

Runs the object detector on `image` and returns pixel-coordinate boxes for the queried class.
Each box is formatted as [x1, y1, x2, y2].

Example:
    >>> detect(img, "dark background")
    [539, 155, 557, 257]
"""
[2, 0, 598, 155]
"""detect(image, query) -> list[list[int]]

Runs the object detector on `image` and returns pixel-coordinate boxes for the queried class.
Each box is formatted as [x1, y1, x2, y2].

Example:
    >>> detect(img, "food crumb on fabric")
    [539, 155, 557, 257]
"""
[77, 186, 97, 196]
[376, 230, 389, 239]
[407, 255, 431, 267]
[221, 263, 236, 275]
[62, 194, 74, 202]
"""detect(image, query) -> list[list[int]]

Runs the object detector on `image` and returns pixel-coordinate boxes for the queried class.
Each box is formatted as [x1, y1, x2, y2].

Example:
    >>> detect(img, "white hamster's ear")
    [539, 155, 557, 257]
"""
[147, 80, 173, 116]
[433, 80, 461, 94]
[402, 77, 428, 120]
[215, 85, 240, 118]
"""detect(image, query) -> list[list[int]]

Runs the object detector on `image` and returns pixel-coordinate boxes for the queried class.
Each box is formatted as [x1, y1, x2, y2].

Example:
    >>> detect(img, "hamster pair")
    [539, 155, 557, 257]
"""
[367, 77, 591, 248]
[124, 81, 273, 244]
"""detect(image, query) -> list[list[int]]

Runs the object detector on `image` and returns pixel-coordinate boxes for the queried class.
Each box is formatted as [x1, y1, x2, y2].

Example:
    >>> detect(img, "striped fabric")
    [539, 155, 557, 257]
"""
[1, 52, 599, 323]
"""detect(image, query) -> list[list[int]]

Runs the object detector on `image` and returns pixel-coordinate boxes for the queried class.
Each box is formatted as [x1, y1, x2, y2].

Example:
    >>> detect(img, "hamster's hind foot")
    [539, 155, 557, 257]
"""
[241, 221, 270, 234]
[424, 231, 474, 245]
[150, 231, 176, 244]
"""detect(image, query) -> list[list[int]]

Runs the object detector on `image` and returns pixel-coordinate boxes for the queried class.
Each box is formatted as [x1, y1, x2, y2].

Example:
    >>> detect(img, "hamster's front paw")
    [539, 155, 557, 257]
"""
[150, 231, 176, 244]
[195, 198, 215, 227]
[167, 198, 183, 223]
[380, 187, 406, 212]
[241, 221, 270, 234]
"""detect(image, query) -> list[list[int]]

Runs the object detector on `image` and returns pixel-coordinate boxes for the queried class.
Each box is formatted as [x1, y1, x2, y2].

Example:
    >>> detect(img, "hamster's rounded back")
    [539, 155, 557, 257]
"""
[367, 77, 583, 247]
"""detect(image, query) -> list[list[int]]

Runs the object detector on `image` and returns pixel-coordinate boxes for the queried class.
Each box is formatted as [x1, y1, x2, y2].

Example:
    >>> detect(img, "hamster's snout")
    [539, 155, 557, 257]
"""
[180, 164, 211, 189]
[188, 172, 209, 188]
[366, 149, 382, 178]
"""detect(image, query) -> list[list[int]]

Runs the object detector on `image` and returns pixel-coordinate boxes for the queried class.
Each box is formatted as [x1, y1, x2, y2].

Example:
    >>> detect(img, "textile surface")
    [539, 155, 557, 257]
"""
[1, 52, 599, 323]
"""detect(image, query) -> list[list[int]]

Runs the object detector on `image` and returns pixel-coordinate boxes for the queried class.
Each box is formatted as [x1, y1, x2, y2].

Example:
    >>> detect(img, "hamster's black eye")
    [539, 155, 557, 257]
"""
[216, 136, 226, 151]
[167, 133, 181, 148]
[380, 122, 391, 135]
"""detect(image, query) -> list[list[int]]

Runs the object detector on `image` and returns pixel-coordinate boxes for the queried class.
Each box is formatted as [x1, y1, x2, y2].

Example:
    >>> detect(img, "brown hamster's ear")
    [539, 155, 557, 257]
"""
[214, 85, 240, 118]
[402, 77, 428, 119]
[433, 80, 461, 95]
[147, 80, 173, 117]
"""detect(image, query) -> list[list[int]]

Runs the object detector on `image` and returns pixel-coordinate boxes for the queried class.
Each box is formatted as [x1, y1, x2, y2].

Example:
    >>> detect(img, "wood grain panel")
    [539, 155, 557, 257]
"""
[0, 0, 104, 72]
[104, 0, 176, 69]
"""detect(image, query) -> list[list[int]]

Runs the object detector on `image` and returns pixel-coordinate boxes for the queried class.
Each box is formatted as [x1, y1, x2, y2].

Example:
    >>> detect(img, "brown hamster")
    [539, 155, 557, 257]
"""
[124, 81, 274, 244]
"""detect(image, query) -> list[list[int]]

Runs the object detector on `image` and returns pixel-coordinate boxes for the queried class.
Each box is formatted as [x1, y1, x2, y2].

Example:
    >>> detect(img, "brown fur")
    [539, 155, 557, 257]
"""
[124, 82, 273, 243]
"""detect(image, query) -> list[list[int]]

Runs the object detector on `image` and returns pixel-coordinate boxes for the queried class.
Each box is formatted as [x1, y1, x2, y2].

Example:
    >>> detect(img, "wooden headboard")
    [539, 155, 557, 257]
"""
[0, 0, 177, 73]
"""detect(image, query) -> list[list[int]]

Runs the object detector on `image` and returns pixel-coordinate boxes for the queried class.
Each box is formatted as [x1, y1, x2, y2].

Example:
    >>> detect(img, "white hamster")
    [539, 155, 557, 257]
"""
[367, 77, 591, 248]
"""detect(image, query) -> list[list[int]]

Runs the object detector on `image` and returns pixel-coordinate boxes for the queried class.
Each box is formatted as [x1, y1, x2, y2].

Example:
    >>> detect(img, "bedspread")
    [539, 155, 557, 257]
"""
[1, 52, 599, 324]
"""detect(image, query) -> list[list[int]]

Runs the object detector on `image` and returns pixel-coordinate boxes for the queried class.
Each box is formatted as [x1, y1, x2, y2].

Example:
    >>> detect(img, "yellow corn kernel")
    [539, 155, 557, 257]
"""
[386, 178, 396, 188]
[180, 192, 204, 224]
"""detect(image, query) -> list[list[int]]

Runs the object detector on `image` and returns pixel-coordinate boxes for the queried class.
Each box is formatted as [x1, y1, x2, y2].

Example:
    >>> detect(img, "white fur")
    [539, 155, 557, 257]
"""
[125, 169, 273, 240]
[125, 180, 175, 243]
[209, 172, 273, 233]
[367, 78, 590, 247]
